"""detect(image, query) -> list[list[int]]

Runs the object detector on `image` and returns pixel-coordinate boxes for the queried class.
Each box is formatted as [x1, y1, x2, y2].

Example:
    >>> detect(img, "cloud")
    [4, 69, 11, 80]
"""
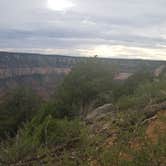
[0, 0, 166, 60]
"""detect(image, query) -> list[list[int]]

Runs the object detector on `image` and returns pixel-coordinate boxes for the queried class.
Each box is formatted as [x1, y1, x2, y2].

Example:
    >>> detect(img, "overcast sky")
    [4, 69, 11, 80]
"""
[0, 0, 166, 60]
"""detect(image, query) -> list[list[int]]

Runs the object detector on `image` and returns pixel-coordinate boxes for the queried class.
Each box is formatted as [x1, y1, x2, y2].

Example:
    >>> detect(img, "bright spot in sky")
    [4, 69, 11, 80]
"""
[47, 0, 75, 11]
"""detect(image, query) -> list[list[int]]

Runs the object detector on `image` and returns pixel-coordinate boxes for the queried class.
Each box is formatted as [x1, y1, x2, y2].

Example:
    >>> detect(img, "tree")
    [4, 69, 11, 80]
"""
[122, 68, 154, 95]
[54, 58, 116, 118]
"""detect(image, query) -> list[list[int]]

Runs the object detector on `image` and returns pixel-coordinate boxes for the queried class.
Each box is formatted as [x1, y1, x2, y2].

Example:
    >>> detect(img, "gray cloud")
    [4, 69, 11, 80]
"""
[0, 0, 166, 59]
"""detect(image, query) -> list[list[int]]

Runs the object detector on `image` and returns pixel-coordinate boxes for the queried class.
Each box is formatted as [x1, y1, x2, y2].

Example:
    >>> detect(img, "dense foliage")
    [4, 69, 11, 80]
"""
[0, 87, 41, 139]
[53, 59, 116, 117]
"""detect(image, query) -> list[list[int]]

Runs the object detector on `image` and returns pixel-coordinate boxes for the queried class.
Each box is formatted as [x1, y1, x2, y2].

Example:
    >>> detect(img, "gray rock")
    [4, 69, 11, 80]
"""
[86, 103, 114, 121]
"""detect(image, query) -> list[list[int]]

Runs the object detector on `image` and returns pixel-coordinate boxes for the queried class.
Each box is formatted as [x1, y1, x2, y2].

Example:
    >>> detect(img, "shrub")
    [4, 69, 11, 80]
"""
[0, 113, 92, 164]
[117, 78, 166, 110]
[0, 87, 41, 139]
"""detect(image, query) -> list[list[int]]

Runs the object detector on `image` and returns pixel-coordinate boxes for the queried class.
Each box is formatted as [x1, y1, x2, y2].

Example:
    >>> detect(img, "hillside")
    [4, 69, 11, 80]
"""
[0, 104, 165, 165]
[0, 59, 165, 165]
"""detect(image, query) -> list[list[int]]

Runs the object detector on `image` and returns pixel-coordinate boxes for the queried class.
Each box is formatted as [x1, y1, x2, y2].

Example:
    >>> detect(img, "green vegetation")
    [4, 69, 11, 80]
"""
[117, 78, 166, 110]
[54, 59, 116, 117]
[0, 87, 41, 139]
[0, 60, 166, 165]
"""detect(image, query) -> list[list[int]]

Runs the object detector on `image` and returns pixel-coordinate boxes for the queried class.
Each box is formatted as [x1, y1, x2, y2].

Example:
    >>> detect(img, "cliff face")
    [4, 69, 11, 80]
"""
[0, 52, 74, 98]
[0, 51, 75, 78]
[0, 51, 165, 98]
[0, 67, 71, 79]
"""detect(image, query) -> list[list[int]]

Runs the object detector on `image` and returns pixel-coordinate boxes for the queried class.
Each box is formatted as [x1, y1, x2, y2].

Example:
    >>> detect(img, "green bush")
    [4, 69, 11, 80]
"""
[0, 113, 92, 164]
[122, 69, 154, 95]
[117, 78, 166, 110]
[0, 87, 41, 139]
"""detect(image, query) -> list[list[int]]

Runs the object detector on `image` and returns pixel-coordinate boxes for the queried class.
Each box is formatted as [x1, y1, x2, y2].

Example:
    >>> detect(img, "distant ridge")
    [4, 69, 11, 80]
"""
[0, 51, 166, 62]
[0, 51, 165, 77]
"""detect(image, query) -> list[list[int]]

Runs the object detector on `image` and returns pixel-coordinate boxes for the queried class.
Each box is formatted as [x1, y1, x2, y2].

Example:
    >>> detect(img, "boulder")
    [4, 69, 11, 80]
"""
[86, 104, 114, 122]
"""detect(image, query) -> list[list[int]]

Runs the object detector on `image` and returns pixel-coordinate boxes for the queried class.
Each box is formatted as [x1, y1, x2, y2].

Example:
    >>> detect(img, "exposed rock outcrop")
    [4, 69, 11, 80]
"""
[86, 104, 115, 122]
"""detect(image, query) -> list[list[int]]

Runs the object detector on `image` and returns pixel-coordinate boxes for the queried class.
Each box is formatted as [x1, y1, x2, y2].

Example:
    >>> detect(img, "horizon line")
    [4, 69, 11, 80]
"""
[0, 50, 166, 62]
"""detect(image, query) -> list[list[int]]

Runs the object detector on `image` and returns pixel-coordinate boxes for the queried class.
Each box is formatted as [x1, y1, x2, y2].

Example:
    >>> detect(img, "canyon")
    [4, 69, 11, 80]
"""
[0, 51, 165, 98]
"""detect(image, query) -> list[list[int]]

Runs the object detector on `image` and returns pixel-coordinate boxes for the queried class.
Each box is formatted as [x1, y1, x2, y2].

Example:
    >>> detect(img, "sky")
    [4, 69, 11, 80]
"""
[0, 0, 166, 60]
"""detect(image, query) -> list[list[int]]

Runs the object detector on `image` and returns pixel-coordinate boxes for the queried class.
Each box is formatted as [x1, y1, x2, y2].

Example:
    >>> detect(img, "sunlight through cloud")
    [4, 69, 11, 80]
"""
[47, 0, 75, 11]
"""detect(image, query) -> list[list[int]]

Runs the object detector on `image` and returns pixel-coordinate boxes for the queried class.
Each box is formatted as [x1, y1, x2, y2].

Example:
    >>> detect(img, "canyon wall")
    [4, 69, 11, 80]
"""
[0, 51, 165, 98]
